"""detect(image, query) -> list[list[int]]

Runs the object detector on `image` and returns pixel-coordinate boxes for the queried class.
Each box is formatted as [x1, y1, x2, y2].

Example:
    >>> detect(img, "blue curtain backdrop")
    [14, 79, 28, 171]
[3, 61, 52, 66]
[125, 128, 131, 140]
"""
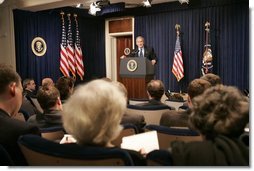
[134, 0, 249, 92]
[13, 8, 105, 86]
[14, 10, 61, 86]
[13, 0, 248, 92]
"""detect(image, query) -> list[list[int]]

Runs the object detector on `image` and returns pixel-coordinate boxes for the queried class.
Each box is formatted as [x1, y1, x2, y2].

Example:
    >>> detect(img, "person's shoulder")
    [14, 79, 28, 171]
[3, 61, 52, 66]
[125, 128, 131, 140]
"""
[136, 102, 149, 106]
[144, 45, 154, 50]
[123, 113, 145, 121]
[2, 115, 39, 134]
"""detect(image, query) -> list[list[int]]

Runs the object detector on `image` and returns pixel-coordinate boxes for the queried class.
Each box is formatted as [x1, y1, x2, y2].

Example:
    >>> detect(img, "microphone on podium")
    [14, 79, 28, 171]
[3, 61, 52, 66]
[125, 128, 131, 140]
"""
[132, 49, 139, 54]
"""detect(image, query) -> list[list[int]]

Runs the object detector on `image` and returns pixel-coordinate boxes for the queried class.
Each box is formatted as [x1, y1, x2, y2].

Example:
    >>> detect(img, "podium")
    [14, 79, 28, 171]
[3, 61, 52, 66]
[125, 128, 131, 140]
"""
[119, 57, 154, 99]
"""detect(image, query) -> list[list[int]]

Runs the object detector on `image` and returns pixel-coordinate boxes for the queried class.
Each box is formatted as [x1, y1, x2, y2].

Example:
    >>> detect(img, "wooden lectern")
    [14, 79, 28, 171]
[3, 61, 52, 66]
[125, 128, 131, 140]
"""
[120, 57, 154, 99]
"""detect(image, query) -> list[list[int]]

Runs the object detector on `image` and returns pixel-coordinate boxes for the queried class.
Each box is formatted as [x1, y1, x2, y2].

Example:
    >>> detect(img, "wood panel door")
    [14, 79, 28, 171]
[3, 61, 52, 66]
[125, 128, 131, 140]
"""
[116, 36, 132, 82]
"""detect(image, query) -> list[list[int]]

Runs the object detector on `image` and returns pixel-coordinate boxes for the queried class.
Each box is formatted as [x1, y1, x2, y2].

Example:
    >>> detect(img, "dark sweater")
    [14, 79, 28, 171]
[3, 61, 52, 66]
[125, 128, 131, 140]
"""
[0, 109, 40, 165]
[170, 135, 249, 166]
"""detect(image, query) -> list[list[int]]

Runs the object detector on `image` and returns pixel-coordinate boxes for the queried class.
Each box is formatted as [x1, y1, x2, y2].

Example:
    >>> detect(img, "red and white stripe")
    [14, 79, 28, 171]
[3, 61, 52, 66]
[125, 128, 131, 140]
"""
[66, 44, 76, 77]
[172, 50, 184, 81]
[75, 44, 84, 80]
[60, 43, 69, 77]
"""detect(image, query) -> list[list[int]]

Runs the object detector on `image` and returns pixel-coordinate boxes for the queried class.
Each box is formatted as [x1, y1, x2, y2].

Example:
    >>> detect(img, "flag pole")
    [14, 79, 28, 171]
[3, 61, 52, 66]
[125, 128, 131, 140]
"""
[175, 24, 180, 36]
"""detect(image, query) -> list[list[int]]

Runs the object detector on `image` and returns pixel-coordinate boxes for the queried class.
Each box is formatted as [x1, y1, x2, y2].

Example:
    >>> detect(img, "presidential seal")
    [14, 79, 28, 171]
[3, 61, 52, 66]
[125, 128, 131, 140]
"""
[127, 59, 137, 72]
[31, 37, 47, 56]
[124, 48, 130, 56]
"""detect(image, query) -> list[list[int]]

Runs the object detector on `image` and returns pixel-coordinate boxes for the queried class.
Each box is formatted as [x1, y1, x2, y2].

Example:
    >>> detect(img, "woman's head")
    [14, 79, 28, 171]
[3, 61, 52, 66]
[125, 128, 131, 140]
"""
[55, 76, 75, 101]
[189, 85, 249, 139]
[62, 79, 127, 146]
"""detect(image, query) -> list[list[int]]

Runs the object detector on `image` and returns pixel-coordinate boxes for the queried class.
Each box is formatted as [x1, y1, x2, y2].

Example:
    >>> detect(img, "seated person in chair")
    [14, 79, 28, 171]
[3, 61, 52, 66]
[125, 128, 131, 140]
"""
[0, 64, 40, 165]
[169, 85, 249, 166]
[137, 80, 171, 109]
[27, 85, 63, 129]
[22, 78, 37, 98]
[55, 76, 75, 104]
[114, 81, 146, 132]
[41, 77, 54, 88]
[160, 78, 211, 127]
[200, 73, 222, 86]
[61, 79, 146, 165]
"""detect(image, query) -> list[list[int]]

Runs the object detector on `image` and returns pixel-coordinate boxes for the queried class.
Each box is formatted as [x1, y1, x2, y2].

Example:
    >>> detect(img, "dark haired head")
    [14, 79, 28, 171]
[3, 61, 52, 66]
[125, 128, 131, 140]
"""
[55, 76, 75, 100]
[0, 64, 21, 94]
[37, 86, 60, 111]
[189, 85, 249, 139]
[147, 80, 165, 101]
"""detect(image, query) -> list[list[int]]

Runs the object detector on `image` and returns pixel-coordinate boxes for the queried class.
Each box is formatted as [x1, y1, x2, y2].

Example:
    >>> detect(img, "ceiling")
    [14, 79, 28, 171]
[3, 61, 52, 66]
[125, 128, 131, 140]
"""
[1, 0, 179, 12]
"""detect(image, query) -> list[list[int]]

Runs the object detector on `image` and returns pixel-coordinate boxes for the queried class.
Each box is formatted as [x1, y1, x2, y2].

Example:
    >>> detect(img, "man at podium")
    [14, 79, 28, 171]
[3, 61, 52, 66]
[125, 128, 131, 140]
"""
[124, 36, 157, 66]
[119, 36, 157, 99]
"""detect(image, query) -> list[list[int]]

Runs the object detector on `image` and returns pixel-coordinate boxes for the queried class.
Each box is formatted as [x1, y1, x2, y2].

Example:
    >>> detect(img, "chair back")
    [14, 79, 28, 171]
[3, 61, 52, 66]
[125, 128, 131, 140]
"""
[126, 105, 170, 125]
[0, 144, 14, 166]
[40, 126, 65, 142]
[18, 134, 134, 166]
[145, 125, 202, 149]
[163, 99, 185, 110]
[112, 124, 138, 147]
[146, 149, 172, 166]
[239, 132, 249, 147]
[128, 98, 149, 105]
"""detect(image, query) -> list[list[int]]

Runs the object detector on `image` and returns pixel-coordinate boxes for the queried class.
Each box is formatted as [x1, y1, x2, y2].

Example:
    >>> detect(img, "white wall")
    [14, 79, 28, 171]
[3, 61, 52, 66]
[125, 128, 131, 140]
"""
[0, 1, 16, 68]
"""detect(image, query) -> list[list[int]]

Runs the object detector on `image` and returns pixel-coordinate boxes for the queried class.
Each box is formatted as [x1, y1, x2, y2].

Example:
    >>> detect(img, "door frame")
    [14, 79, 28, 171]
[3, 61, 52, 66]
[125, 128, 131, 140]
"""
[105, 17, 135, 81]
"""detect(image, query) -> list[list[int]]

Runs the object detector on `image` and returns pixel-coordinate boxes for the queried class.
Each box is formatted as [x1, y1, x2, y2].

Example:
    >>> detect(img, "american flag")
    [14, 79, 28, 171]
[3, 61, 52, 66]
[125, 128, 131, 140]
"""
[74, 15, 84, 80]
[66, 14, 76, 77]
[60, 12, 69, 77]
[172, 30, 184, 82]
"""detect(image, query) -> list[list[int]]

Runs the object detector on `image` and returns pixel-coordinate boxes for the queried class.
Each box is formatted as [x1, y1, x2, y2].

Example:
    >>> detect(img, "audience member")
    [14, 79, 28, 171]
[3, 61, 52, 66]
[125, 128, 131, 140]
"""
[113, 81, 146, 132]
[169, 85, 249, 166]
[178, 73, 220, 110]
[160, 79, 211, 127]
[22, 78, 37, 98]
[137, 80, 171, 109]
[200, 73, 222, 86]
[179, 78, 212, 110]
[0, 64, 40, 165]
[62, 79, 146, 165]
[55, 76, 75, 103]
[41, 77, 54, 88]
[27, 86, 63, 128]
[187, 79, 212, 107]
[22, 78, 39, 111]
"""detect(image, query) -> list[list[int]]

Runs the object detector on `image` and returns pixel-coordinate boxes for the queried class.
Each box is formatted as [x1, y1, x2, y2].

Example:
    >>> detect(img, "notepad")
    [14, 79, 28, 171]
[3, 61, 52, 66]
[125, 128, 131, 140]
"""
[121, 131, 159, 154]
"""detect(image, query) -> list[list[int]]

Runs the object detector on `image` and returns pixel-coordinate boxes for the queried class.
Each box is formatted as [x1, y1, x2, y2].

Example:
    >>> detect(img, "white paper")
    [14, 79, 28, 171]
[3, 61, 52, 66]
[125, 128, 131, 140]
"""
[121, 131, 159, 154]
[59, 134, 77, 144]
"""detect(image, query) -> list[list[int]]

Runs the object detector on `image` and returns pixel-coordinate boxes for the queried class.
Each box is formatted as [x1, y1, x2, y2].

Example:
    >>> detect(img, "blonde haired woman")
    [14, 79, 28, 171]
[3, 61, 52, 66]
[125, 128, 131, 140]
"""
[62, 79, 146, 165]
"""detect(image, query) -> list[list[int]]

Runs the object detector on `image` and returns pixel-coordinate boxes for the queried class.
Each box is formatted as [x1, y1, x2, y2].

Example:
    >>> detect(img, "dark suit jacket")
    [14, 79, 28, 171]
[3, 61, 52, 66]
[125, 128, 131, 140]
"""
[137, 99, 171, 109]
[170, 135, 249, 166]
[121, 113, 146, 133]
[160, 110, 190, 128]
[129, 45, 157, 63]
[0, 109, 40, 165]
[23, 89, 37, 98]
